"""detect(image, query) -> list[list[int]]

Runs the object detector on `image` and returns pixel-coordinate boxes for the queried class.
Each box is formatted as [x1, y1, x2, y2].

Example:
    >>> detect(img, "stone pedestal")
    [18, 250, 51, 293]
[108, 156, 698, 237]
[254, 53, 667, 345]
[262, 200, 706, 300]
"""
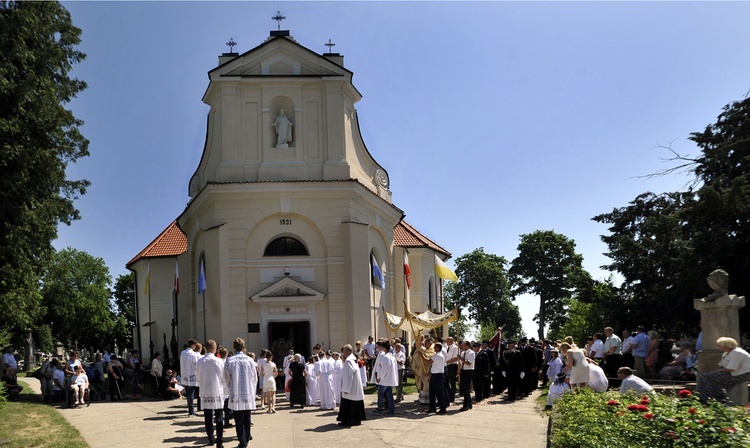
[694, 294, 747, 405]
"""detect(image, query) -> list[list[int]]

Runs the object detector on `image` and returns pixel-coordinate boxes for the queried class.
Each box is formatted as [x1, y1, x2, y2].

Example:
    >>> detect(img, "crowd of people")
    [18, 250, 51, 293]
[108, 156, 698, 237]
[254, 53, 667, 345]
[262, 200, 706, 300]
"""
[7, 325, 748, 447]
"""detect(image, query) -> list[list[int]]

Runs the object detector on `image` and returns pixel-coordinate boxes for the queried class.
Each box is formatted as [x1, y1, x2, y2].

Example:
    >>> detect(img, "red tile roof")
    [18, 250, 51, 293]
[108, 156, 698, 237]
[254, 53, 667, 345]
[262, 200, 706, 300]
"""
[126, 220, 187, 267]
[394, 220, 451, 257]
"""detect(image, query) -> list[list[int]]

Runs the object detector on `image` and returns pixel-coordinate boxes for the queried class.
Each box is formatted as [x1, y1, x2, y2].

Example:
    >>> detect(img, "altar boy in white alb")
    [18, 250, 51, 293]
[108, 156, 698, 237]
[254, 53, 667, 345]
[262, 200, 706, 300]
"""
[337, 344, 366, 427]
[196, 340, 227, 447]
[224, 338, 257, 448]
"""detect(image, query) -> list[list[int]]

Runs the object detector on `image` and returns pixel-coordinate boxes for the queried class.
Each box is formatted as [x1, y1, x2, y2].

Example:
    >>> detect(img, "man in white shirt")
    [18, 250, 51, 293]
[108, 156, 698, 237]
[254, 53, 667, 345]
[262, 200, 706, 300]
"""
[224, 338, 257, 448]
[444, 337, 460, 403]
[603, 326, 623, 377]
[393, 342, 406, 402]
[459, 340, 475, 411]
[151, 353, 163, 378]
[372, 341, 398, 415]
[363, 336, 377, 379]
[589, 333, 605, 363]
[618, 367, 654, 395]
[427, 342, 448, 414]
[180, 339, 201, 417]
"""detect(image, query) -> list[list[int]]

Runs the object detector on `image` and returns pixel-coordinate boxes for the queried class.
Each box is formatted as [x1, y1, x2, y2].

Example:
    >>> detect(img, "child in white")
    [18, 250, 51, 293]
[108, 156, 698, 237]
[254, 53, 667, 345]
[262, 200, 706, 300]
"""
[546, 350, 563, 382]
[70, 365, 89, 404]
[547, 372, 571, 407]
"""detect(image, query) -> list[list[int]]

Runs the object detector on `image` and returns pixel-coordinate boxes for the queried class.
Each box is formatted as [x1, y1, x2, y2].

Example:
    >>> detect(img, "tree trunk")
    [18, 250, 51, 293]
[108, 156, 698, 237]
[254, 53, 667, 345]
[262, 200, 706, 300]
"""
[538, 296, 546, 341]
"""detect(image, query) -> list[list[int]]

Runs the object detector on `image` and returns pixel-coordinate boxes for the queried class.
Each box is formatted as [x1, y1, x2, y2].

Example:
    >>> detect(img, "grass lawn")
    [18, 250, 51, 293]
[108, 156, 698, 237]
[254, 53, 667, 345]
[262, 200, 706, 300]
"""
[0, 382, 88, 448]
[364, 376, 419, 396]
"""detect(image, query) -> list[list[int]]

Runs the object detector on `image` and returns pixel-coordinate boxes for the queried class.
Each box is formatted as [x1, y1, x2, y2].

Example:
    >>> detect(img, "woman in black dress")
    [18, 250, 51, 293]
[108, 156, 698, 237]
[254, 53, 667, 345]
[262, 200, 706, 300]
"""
[288, 354, 307, 408]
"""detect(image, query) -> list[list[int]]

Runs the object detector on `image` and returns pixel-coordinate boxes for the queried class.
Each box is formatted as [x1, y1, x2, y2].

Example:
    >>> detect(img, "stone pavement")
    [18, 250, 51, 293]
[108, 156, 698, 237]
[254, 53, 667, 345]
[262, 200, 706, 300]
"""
[21, 379, 548, 448]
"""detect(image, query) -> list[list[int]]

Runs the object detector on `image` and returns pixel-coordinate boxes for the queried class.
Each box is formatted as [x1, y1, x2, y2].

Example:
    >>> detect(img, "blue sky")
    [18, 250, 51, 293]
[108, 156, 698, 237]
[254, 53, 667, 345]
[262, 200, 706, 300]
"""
[56, 1, 750, 337]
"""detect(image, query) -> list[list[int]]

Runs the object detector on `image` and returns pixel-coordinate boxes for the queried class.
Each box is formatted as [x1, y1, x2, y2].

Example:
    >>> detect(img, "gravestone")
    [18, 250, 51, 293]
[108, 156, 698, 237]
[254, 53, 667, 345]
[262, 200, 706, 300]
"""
[694, 269, 747, 405]
[24, 331, 36, 371]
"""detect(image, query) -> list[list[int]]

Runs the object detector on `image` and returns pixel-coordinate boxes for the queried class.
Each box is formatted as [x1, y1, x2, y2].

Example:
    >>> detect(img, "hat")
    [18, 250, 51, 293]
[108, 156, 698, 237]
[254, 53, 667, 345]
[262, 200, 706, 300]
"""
[506, 340, 517, 345]
[472, 342, 481, 348]
[482, 340, 490, 345]
[519, 337, 528, 343]
[556, 372, 566, 379]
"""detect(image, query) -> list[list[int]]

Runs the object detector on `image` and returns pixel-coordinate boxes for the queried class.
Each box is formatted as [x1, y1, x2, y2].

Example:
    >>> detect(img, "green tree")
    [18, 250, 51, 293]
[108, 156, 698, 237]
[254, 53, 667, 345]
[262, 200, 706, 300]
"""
[510, 230, 587, 341]
[593, 96, 750, 337]
[444, 282, 470, 340]
[451, 248, 522, 338]
[0, 1, 89, 336]
[593, 192, 701, 336]
[41, 248, 113, 349]
[548, 277, 621, 344]
[111, 272, 136, 348]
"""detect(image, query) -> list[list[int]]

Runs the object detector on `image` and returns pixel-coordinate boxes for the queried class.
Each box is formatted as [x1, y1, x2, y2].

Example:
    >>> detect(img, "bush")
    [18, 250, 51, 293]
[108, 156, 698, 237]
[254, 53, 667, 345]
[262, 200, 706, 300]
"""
[550, 388, 750, 447]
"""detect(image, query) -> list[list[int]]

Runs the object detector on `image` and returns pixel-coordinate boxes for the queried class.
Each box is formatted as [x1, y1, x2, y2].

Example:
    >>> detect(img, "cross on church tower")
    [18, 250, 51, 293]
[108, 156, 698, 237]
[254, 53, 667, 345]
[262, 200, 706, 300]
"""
[225, 38, 237, 54]
[325, 39, 336, 54]
[272, 11, 286, 30]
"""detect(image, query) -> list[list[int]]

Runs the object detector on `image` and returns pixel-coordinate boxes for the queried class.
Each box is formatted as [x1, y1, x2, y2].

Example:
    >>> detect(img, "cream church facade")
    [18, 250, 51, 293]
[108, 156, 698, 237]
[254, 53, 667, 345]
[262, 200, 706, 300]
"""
[127, 30, 453, 362]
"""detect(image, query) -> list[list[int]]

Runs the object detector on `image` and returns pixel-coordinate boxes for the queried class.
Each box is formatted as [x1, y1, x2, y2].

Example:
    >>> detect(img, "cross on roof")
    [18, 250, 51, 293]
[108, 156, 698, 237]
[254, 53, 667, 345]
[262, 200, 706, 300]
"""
[325, 39, 336, 54]
[272, 10, 286, 30]
[226, 38, 237, 53]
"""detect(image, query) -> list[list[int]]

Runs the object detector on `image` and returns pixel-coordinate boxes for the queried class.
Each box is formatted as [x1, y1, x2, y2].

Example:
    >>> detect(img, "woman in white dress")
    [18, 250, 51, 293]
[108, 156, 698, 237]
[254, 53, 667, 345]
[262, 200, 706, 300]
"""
[560, 342, 590, 389]
[305, 355, 319, 406]
[261, 353, 278, 413]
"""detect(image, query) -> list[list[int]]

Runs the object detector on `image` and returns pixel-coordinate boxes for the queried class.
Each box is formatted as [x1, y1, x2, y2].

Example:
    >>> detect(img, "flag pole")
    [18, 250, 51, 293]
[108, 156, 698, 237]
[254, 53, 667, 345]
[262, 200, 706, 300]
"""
[148, 261, 153, 362]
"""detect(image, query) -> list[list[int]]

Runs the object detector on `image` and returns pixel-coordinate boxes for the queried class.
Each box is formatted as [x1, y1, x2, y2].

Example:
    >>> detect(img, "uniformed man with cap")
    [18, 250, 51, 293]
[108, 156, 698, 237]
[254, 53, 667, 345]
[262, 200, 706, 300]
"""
[502, 340, 525, 402]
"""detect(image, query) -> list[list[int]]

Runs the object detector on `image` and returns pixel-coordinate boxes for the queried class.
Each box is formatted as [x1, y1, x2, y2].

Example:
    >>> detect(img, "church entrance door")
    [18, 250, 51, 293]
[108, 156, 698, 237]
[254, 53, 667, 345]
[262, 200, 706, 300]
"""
[268, 321, 310, 390]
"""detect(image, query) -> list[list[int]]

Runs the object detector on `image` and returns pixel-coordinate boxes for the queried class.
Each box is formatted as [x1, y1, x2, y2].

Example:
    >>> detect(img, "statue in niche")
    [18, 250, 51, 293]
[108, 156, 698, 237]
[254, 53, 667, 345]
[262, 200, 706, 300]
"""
[704, 268, 729, 302]
[273, 108, 293, 148]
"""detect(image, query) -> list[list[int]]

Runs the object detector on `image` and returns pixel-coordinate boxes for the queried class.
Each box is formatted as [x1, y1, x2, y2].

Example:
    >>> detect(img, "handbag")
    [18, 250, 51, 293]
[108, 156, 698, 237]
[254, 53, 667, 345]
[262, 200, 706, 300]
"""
[123, 367, 135, 378]
[33, 368, 43, 380]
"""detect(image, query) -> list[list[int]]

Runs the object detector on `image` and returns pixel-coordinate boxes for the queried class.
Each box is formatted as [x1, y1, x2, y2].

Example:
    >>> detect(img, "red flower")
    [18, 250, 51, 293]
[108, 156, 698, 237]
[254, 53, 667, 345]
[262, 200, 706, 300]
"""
[699, 419, 706, 425]
[722, 427, 737, 434]
[640, 398, 651, 405]
[687, 407, 697, 414]
[607, 399, 619, 406]
[627, 404, 638, 411]
[667, 431, 678, 439]
[643, 412, 655, 419]
[678, 389, 693, 397]
[636, 404, 649, 412]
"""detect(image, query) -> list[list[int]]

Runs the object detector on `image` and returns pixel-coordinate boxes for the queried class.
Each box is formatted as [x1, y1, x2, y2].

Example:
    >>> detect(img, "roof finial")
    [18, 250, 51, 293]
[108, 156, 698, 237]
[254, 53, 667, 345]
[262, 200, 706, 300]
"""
[325, 39, 336, 54]
[272, 10, 286, 31]
[225, 38, 237, 54]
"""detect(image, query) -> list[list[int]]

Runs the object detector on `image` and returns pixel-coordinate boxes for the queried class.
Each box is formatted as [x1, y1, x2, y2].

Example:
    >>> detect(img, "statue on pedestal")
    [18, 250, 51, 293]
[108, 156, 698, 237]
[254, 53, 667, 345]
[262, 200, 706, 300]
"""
[703, 269, 729, 302]
[273, 108, 293, 148]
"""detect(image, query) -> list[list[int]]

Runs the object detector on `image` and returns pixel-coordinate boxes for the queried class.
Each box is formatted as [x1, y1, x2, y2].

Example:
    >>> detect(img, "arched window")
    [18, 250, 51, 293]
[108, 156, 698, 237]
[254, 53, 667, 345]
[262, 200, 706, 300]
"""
[263, 237, 309, 256]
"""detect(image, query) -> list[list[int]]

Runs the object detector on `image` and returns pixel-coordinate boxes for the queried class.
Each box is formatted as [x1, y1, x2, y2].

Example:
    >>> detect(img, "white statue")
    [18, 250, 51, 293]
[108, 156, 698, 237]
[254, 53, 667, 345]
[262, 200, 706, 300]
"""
[273, 108, 293, 147]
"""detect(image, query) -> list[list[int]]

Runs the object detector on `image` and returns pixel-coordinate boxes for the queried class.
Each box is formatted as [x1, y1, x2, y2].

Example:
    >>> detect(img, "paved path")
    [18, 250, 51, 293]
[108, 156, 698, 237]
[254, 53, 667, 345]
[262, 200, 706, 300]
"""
[21, 379, 548, 448]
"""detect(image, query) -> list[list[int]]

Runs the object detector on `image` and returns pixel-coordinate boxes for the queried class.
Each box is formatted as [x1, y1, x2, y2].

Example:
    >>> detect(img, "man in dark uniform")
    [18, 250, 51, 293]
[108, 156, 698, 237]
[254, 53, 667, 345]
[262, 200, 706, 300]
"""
[502, 341, 524, 402]
[533, 339, 543, 391]
[519, 337, 537, 397]
[472, 342, 489, 403]
[493, 342, 507, 395]
[482, 340, 495, 399]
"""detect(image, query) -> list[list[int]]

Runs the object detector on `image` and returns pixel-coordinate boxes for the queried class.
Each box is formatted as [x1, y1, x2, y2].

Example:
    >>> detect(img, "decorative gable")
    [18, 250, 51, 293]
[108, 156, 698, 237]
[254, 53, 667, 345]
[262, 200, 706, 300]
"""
[250, 276, 325, 305]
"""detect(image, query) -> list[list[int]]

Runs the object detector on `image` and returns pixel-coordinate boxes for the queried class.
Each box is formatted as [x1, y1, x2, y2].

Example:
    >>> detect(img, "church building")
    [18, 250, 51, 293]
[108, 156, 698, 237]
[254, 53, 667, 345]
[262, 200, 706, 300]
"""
[126, 28, 455, 363]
